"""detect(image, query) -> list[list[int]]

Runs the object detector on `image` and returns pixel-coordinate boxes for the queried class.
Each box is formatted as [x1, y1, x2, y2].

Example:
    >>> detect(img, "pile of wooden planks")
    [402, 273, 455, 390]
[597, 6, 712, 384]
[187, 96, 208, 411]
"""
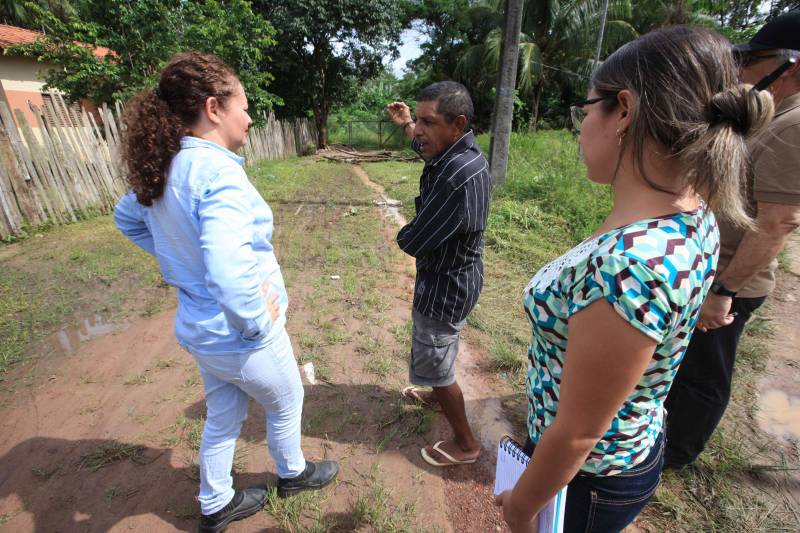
[318, 145, 421, 164]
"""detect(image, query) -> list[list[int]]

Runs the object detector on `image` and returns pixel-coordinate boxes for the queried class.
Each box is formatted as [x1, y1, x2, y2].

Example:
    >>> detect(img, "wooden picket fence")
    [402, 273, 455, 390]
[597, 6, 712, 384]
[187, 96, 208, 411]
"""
[0, 94, 317, 240]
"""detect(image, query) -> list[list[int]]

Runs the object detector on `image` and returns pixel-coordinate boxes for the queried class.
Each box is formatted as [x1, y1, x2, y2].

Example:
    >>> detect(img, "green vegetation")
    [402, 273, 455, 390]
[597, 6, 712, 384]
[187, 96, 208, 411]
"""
[265, 0, 404, 147]
[78, 442, 145, 471]
[0, 218, 170, 374]
[12, 0, 277, 111]
[365, 131, 797, 531]
[366, 130, 612, 381]
[1, 131, 795, 529]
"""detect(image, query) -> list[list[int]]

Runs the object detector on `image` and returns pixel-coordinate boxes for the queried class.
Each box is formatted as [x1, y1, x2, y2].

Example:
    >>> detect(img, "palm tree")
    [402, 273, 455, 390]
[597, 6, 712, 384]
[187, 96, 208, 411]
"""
[1, 0, 79, 28]
[456, 0, 637, 131]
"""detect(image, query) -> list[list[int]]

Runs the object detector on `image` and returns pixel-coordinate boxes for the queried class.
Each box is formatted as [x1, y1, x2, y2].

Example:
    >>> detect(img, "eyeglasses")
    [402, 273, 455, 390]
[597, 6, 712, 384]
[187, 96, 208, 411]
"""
[569, 93, 619, 133]
[753, 55, 798, 91]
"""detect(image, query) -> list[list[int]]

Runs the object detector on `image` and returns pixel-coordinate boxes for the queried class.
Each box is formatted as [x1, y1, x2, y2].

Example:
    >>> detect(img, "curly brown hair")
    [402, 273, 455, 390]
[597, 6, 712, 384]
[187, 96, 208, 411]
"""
[122, 52, 238, 206]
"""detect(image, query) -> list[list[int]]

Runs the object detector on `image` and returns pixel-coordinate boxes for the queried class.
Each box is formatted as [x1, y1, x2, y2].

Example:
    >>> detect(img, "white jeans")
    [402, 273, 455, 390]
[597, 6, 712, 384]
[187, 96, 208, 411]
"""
[191, 328, 306, 514]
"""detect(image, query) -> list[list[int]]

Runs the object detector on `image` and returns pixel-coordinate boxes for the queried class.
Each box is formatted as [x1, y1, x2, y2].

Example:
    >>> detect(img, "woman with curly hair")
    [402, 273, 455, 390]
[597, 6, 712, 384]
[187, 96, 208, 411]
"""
[114, 52, 338, 533]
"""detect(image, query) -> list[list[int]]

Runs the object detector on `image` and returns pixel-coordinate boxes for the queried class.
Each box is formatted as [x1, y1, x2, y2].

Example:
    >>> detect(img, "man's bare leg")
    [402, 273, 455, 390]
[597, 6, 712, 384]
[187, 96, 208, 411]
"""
[424, 381, 481, 462]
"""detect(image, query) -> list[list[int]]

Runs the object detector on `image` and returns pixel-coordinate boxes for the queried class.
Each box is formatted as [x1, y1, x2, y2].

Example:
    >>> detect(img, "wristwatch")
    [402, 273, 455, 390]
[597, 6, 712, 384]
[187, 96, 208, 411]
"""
[710, 281, 737, 298]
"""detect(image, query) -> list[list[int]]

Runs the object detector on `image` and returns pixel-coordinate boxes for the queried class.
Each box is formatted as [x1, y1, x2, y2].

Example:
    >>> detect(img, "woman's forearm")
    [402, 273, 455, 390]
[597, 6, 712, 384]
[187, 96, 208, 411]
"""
[510, 421, 598, 521]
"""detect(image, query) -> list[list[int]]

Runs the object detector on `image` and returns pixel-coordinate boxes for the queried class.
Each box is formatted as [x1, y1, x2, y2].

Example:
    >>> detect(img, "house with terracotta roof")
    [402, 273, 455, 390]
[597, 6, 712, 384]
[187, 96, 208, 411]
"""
[0, 23, 111, 137]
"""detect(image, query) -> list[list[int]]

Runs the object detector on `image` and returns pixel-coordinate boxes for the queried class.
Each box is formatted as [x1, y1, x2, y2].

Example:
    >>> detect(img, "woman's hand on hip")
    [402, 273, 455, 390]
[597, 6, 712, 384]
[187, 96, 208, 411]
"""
[260, 280, 280, 324]
[494, 490, 538, 533]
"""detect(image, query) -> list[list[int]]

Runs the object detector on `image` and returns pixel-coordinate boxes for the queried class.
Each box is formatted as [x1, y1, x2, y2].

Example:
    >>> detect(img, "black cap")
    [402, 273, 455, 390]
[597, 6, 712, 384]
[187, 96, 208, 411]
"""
[734, 9, 800, 53]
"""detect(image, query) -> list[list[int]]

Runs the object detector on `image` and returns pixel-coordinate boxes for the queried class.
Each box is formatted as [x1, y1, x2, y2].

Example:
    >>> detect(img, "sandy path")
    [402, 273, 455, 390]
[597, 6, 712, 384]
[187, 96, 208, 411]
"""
[351, 164, 516, 452]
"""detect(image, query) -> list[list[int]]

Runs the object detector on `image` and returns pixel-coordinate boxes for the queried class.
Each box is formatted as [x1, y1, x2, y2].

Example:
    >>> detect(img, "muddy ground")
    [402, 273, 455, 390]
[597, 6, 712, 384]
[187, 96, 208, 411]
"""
[0, 162, 796, 532]
[0, 165, 511, 532]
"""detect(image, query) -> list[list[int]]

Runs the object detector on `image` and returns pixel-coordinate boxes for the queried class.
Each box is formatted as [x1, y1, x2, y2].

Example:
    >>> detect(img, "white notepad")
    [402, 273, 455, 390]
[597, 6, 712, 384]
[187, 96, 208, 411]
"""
[494, 436, 567, 533]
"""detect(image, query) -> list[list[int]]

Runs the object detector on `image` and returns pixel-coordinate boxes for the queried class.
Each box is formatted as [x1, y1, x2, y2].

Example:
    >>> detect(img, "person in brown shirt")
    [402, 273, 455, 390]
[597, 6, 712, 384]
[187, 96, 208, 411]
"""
[664, 9, 800, 469]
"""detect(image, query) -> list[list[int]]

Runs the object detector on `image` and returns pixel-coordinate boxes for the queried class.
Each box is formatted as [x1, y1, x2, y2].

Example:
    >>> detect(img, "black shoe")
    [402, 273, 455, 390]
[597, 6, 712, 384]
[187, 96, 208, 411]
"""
[663, 459, 690, 471]
[198, 486, 267, 533]
[277, 460, 339, 497]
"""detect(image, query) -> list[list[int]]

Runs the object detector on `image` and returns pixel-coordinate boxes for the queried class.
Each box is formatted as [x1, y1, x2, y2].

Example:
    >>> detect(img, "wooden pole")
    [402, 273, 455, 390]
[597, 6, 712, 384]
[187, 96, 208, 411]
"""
[13, 109, 61, 224]
[594, 0, 610, 68]
[30, 104, 79, 221]
[0, 102, 42, 225]
[489, 0, 524, 188]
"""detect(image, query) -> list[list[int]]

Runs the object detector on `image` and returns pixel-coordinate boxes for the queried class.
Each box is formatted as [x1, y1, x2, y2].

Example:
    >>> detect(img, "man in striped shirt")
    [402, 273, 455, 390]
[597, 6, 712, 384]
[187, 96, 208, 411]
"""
[387, 81, 492, 466]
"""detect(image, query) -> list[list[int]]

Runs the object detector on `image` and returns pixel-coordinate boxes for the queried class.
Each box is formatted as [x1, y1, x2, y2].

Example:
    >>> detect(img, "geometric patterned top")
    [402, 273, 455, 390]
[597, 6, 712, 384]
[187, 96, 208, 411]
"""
[522, 205, 719, 475]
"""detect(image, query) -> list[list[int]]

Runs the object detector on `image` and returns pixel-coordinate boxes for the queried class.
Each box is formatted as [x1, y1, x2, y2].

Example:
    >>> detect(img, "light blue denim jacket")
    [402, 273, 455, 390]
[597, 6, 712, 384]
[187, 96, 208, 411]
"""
[114, 136, 287, 356]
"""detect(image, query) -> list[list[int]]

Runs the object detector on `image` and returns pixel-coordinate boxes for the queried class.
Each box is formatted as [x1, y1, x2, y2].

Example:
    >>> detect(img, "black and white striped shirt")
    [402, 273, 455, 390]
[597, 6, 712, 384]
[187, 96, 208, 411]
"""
[397, 131, 492, 323]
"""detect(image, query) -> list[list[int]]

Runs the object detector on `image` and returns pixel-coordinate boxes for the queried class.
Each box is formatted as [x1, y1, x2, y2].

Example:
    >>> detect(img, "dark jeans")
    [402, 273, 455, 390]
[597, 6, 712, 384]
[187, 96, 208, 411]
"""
[523, 433, 665, 533]
[663, 296, 766, 467]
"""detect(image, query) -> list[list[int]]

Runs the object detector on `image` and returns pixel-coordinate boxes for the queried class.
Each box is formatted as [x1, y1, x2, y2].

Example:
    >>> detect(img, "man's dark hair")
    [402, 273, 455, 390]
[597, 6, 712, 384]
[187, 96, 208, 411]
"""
[417, 81, 474, 125]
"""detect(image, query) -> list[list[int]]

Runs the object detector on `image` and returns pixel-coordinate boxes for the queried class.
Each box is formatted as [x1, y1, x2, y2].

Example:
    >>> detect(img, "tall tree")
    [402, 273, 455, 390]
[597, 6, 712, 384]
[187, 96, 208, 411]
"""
[10, 0, 278, 116]
[489, 0, 523, 185]
[1, 0, 78, 28]
[456, 0, 637, 131]
[257, 0, 403, 147]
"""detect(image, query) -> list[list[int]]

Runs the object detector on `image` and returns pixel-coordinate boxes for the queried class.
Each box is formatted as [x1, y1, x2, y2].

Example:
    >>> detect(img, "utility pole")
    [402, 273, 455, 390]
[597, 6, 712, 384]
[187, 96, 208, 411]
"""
[594, 0, 610, 67]
[489, 0, 523, 187]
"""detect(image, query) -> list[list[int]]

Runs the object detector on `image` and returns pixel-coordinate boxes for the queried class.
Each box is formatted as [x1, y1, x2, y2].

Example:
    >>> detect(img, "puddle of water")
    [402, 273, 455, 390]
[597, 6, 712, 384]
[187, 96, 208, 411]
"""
[45, 314, 128, 358]
[757, 389, 800, 443]
[351, 165, 408, 227]
[375, 198, 407, 226]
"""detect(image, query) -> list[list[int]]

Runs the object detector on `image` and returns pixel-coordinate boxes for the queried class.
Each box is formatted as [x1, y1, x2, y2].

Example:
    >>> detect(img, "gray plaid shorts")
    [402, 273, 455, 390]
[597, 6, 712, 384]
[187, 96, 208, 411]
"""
[408, 308, 466, 387]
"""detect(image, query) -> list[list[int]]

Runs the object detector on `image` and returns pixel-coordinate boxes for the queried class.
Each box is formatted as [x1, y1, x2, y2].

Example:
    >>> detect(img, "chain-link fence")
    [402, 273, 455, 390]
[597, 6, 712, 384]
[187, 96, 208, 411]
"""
[328, 119, 408, 150]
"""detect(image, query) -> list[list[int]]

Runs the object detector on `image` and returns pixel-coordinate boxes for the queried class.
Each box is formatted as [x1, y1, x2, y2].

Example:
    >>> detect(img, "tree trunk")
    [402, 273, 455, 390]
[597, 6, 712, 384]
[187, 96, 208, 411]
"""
[528, 80, 544, 133]
[314, 52, 328, 149]
[488, 0, 524, 188]
[317, 105, 329, 149]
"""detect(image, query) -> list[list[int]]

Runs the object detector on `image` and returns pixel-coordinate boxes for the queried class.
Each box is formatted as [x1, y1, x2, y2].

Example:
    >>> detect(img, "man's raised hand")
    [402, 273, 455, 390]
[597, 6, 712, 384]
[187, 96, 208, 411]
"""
[386, 101, 412, 128]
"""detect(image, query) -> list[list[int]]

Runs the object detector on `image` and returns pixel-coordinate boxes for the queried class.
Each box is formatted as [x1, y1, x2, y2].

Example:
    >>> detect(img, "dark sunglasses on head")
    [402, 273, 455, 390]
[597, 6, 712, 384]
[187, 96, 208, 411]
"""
[735, 52, 784, 67]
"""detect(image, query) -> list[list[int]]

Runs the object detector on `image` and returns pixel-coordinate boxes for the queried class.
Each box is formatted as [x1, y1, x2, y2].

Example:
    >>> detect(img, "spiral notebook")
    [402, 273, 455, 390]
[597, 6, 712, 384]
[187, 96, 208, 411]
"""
[494, 436, 567, 533]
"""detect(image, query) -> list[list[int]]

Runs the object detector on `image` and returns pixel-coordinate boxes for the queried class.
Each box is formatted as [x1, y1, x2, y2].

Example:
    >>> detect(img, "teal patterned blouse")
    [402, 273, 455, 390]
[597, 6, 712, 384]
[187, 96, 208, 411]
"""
[523, 206, 719, 476]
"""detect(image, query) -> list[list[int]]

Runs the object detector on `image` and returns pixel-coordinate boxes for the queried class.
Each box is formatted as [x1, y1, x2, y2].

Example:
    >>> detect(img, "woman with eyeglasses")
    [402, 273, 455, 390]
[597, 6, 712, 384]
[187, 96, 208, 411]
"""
[494, 26, 774, 533]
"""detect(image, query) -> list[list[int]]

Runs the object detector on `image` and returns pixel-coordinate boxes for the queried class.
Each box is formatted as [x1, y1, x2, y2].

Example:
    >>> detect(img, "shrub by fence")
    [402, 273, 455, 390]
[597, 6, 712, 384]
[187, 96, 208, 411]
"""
[0, 93, 316, 240]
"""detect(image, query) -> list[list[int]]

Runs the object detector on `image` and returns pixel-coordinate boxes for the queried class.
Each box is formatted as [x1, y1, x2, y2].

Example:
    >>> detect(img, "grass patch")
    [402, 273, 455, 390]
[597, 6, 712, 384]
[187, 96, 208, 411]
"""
[249, 158, 374, 207]
[123, 373, 151, 386]
[390, 319, 412, 345]
[351, 467, 418, 532]
[155, 358, 179, 369]
[173, 414, 205, 452]
[777, 248, 791, 272]
[31, 465, 57, 480]
[298, 350, 331, 383]
[365, 131, 797, 530]
[0, 218, 170, 374]
[264, 487, 332, 532]
[78, 442, 144, 471]
[366, 352, 395, 378]
[490, 339, 526, 374]
[377, 399, 434, 452]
